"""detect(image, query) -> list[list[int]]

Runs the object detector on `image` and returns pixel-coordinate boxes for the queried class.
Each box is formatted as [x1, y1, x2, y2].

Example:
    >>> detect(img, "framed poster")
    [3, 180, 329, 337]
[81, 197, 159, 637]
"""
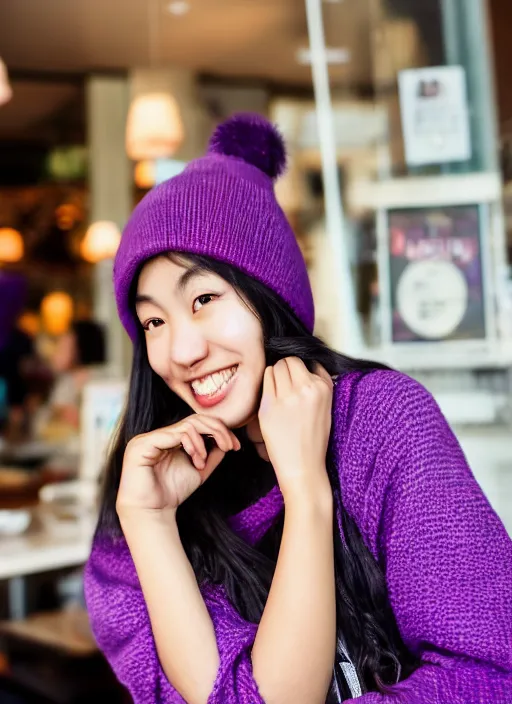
[399, 65, 471, 166]
[388, 205, 486, 343]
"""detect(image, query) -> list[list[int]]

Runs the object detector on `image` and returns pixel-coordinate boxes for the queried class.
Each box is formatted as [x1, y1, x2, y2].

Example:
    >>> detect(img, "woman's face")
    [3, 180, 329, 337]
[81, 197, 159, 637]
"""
[136, 255, 266, 428]
[52, 331, 77, 373]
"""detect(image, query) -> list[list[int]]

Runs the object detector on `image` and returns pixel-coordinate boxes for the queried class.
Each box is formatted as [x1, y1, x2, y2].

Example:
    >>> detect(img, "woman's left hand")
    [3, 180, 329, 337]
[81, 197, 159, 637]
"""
[258, 357, 334, 501]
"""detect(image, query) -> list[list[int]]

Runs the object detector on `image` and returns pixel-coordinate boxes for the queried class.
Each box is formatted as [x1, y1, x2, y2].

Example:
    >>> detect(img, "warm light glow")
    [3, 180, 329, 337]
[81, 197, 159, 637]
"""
[0, 58, 12, 106]
[18, 312, 41, 337]
[134, 160, 156, 189]
[0, 228, 24, 263]
[56, 203, 81, 231]
[167, 1, 190, 15]
[126, 93, 184, 161]
[80, 221, 121, 263]
[41, 292, 74, 336]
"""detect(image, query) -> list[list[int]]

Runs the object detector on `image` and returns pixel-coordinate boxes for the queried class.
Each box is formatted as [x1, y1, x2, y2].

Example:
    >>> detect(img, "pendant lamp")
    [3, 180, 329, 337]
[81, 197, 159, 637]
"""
[80, 221, 121, 263]
[126, 92, 184, 161]
[134, 160, 156, 189]
[0, 58, 12, 106]
[41, 292, 74, 336]
[0, 228, 24, 263]
[125, 0, 184, 161]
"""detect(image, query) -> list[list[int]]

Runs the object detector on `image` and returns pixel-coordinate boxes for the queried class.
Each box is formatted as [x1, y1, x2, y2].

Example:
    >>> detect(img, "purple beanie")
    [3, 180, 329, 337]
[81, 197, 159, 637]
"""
[113, 113, 314, 341]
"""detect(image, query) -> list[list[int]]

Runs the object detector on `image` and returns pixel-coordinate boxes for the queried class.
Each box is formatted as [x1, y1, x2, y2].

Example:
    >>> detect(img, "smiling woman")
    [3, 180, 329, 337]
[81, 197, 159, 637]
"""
[85, 114, 512, 704]
[135, 254, 266, 427]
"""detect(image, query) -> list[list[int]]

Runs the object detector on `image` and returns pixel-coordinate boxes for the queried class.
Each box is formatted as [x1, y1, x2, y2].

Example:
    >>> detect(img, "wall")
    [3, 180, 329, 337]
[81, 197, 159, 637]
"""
[489, 0, 512, 129]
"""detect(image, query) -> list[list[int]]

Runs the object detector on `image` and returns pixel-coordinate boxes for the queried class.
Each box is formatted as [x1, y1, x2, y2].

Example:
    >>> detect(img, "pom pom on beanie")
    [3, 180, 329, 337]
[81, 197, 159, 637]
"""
[208, 113, 287, 180]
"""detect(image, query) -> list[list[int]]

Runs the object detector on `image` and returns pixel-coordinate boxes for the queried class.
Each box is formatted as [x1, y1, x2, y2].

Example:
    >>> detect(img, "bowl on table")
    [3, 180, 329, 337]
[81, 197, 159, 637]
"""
[0, 508, 32, 535]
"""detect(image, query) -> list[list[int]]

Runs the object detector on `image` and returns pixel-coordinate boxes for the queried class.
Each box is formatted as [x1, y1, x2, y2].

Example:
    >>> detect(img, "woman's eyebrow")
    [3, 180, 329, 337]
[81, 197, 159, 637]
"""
[134, 293, 160, 307]
[135, 267, 209, 307]
[175, 265, 209, 293]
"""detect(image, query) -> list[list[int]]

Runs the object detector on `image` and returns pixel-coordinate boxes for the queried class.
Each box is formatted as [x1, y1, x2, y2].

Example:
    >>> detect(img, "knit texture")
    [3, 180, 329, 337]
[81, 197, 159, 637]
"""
[113, 114, 314, 341]
[84, 371, 512, 703]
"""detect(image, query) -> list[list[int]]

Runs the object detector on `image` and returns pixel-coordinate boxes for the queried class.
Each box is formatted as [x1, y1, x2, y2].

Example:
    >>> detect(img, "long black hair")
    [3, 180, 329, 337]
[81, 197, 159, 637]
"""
[96, 253, 418, 700]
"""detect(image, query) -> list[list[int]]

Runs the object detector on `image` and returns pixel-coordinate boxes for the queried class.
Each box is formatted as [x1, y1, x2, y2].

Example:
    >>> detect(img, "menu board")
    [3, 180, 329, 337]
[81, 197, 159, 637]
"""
[399, 65, 471, 166]
[388, 205, 486, 343]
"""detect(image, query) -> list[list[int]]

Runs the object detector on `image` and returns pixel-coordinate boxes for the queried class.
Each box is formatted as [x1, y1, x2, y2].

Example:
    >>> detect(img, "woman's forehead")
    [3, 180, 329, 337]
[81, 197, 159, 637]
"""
[136, 255, 225, 304]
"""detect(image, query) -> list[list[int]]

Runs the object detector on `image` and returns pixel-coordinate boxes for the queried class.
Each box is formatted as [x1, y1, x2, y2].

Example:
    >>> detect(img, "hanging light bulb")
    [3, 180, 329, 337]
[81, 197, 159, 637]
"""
[18, 311, 41, 337]
[0, 58, 12, 107]
[134, 160, 156, 189]
[41, 292, 74, 336]
[0, 228, 24, 263]
[80, 221, 121, 263]
[126, 92, 184, 161]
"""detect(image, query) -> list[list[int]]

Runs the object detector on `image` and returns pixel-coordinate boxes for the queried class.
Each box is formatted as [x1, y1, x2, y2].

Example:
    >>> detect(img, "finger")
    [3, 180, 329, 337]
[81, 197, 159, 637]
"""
[313, 362, 334, 388]
[138, 429, 182, 462]
[285, 356, 312, 385]
[273, 358, 293, 394]
[186, 416, 239, 453]
[181, 432, 205, 470]
[259, 366, 275, 415]
[182, 423, 208, 460]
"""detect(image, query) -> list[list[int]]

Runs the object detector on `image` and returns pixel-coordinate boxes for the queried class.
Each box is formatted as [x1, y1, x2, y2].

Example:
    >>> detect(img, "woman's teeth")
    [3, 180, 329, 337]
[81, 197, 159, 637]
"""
[191, 366, 238, 397]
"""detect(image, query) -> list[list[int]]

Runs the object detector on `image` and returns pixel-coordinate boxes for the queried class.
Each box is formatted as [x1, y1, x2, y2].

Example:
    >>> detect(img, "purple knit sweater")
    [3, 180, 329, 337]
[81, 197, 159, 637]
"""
[84, 371, 512, 703]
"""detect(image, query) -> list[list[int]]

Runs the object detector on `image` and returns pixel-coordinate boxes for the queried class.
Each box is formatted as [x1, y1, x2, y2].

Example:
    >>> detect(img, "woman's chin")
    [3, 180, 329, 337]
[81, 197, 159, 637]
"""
[188, 395, 256, 429]
[211, 406, 256, 430]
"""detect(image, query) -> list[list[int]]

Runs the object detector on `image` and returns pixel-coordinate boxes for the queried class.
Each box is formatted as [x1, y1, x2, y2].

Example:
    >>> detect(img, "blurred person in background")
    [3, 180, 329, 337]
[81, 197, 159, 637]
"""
[85, 115, 512, 704]
[36, 320, 106, 445]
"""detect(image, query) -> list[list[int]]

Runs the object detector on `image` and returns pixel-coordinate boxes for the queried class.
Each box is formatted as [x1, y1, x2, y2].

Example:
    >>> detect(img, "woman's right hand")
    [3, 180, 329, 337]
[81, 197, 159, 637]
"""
[116, 415, 241, 518]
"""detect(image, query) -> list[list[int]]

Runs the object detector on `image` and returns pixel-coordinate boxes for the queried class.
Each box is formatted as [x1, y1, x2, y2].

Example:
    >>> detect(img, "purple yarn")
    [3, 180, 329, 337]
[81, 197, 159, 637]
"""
[208, 113, 287, 180]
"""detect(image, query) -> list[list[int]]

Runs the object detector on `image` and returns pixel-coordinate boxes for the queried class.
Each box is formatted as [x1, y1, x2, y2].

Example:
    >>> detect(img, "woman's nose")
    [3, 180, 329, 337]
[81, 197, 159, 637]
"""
[168, 322, 208, 369]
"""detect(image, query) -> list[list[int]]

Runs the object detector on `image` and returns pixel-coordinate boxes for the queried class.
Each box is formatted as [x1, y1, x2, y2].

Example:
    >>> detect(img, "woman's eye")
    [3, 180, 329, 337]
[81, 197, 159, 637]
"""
[142, 318, 164, 332]
[193, 294, 217, 312]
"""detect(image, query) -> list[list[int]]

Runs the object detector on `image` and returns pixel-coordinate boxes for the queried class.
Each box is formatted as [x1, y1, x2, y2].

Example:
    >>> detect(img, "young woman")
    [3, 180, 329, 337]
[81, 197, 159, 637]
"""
[85, 114, 512, 704]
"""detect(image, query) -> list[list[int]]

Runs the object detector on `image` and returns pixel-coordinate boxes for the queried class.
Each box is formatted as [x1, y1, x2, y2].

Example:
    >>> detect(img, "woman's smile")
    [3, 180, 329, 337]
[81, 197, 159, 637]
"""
[190, 364, 239, 408]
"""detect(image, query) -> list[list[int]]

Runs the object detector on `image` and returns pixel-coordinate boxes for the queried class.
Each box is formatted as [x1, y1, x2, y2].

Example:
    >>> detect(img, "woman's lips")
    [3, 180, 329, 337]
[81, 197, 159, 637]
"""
[191, 367, 238, 408]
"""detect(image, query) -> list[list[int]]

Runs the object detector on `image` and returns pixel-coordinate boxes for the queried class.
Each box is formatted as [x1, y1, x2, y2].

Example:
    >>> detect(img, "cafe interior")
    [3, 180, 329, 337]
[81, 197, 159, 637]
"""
[0, 0, 512, 702]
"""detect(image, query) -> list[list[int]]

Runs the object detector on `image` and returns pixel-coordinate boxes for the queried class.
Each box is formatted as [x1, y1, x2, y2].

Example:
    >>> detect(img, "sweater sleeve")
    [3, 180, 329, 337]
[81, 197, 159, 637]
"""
[344, 373, 512, 703]
[84, 533, 265, 704]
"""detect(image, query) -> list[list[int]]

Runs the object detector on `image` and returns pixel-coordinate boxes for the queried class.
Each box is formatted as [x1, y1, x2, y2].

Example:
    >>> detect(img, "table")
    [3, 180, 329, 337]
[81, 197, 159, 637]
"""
[0, 505, 96, 619]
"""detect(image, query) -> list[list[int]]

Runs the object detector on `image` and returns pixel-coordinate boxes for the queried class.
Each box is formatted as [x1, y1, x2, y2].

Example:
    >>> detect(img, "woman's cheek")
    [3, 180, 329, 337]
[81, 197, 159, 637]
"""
[146, 338, 167, 378]
[214, 307, 261, 345]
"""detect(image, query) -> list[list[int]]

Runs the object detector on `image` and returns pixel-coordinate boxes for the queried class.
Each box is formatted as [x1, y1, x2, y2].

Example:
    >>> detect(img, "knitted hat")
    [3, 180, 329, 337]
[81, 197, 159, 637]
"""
[113, 113, 314, 340]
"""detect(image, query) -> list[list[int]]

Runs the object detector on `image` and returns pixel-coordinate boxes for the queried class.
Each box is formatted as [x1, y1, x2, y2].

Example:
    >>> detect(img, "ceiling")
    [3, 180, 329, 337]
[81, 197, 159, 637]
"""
[0, 0, 375, 145]
[0, 0, 373, 86]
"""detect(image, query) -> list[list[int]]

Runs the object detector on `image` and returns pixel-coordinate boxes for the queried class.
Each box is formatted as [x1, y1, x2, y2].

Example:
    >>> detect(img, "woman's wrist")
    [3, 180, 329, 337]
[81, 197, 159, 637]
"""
[280, 468, 333, 515]
[118, 505, 179, 537]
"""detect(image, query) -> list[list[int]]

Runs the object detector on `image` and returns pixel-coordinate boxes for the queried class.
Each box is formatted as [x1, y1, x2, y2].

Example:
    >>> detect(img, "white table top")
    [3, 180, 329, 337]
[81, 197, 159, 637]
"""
[0, 506, 96, 581]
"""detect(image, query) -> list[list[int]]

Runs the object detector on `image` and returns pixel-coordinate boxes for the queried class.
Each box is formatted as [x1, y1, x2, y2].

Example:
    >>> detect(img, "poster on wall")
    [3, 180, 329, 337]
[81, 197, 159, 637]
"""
[398, 65, 471, 166]
[388, 205, 486, 343]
